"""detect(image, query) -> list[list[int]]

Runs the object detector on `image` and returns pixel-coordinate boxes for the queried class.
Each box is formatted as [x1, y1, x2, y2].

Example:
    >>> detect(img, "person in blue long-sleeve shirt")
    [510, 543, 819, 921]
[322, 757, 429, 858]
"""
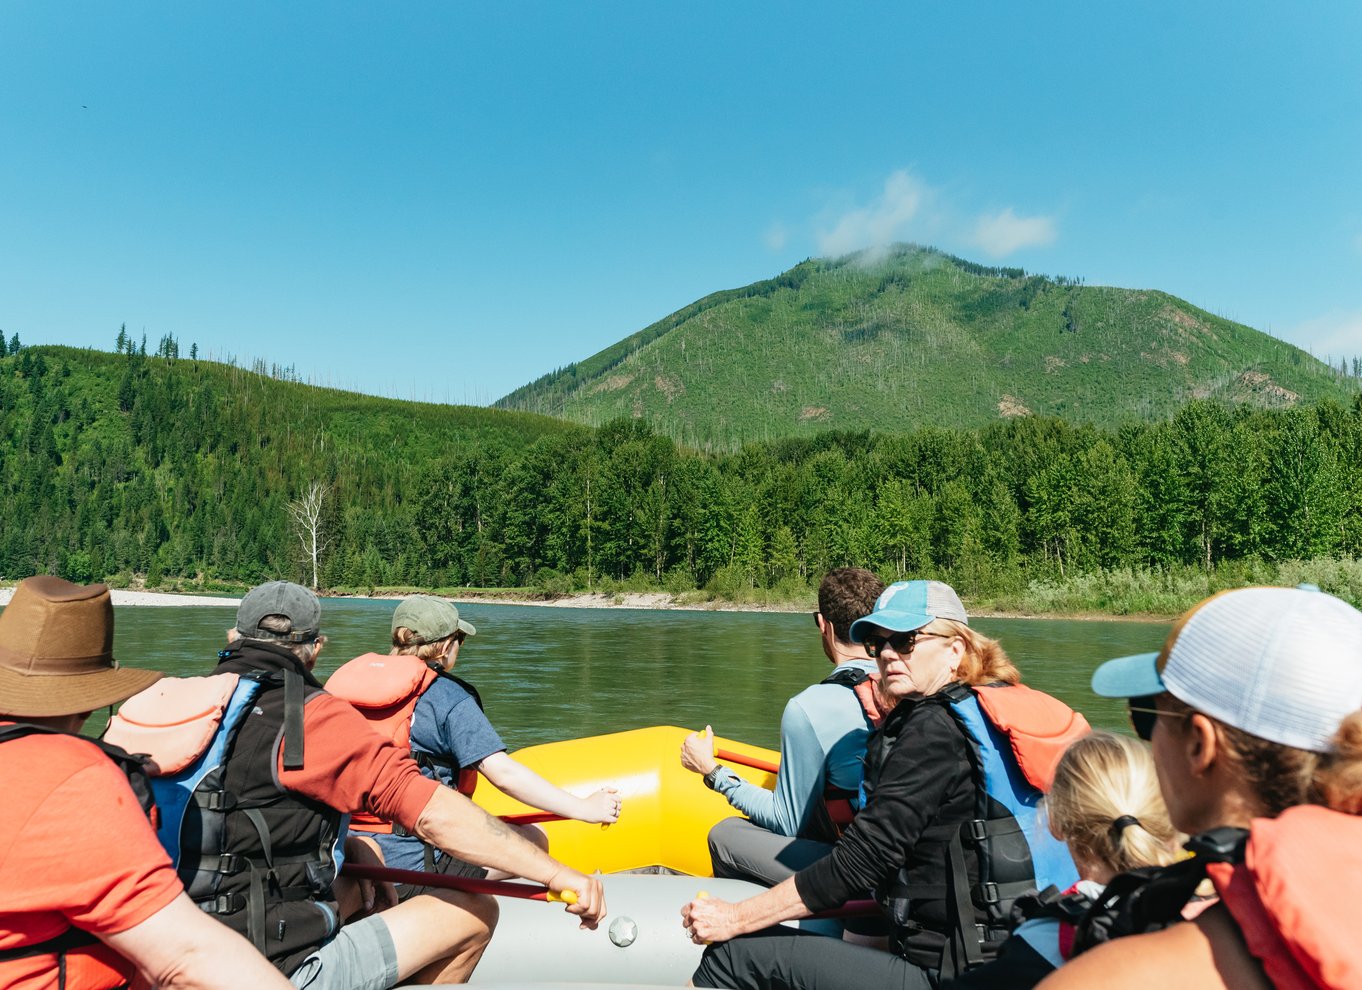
[680, 568, 886, 886]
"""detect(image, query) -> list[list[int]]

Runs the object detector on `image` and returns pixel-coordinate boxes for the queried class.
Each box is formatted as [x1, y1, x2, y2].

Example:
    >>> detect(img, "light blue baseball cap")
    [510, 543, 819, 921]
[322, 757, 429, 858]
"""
[848, 580, 969, 643]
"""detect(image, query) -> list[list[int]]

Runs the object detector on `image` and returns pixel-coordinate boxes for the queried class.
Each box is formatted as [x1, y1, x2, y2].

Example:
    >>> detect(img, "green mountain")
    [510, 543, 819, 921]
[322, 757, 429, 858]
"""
[4, 343, 1361, 611]
[497, 245, 1358, 449]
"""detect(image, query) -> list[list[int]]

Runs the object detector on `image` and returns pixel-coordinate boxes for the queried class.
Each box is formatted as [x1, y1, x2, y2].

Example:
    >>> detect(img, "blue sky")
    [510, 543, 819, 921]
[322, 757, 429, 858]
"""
[3, 2, 1360, 405]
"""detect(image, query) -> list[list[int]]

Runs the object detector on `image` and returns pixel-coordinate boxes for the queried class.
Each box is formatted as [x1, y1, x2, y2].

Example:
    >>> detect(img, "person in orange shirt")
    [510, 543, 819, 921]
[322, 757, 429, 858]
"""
[0, 576, 294, 990]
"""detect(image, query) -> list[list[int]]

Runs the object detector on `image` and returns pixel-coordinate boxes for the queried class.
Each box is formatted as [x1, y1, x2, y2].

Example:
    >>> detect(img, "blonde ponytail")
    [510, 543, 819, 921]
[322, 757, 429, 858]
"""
[1046, 732, 1180, 876]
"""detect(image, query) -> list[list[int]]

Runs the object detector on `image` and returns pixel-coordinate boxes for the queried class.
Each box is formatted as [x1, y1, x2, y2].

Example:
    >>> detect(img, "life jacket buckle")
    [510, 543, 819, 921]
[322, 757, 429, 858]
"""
[980, 882, 1001, 905]
[198, 894, 242, 914]
[965, 819, 988, 843]
[212, 853, 243, 874]
[197, 789, 236, 811]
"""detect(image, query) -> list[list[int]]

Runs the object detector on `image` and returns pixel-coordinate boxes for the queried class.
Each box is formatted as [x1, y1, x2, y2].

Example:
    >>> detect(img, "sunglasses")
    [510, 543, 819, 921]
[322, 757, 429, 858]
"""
[862, 630, 951, 660]
[1127, 696, 1187, 741]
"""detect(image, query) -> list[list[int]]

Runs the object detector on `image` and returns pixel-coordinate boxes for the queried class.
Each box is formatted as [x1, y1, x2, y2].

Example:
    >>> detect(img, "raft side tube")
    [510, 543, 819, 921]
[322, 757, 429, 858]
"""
[472, 726, 779, 876]
[468, 875, 766, 986]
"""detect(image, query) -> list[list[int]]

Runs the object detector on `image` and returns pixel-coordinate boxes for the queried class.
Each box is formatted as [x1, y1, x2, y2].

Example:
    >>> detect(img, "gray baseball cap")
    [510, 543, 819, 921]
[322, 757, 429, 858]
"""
[391, 595, 476, 644]
[235, 581, 322, 643]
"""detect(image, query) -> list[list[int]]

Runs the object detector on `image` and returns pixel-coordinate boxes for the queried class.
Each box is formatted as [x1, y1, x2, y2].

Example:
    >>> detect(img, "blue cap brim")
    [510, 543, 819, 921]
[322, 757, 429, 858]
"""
[849, 610, 932, 642]
[1091, 652, 1164, 698]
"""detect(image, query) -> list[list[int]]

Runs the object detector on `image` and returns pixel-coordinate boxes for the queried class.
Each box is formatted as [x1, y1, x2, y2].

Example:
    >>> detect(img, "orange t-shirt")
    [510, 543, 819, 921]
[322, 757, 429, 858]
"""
[0, 727, 183, 990]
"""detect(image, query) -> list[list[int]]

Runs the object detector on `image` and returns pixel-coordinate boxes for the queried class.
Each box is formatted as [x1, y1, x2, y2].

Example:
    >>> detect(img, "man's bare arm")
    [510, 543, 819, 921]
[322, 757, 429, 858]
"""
[410, 786, 606, 928]
[102, 892, 293, 990]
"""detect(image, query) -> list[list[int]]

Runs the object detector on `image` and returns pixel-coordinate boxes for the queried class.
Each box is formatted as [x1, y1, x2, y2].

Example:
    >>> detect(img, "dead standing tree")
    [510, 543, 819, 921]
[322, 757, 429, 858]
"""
[288, 481, 330, 590]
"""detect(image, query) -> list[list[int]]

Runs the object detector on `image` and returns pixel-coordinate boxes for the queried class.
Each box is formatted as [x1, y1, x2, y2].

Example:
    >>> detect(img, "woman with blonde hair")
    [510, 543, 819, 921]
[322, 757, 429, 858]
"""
[1039, 585, 1362, 990]
[683, 580, 1089, 990]
[946, 732, 1180, 988]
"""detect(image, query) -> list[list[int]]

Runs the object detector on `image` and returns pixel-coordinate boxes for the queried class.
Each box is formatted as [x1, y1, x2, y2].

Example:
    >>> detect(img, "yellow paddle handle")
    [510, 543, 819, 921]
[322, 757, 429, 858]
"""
[548, 888, 578, 904]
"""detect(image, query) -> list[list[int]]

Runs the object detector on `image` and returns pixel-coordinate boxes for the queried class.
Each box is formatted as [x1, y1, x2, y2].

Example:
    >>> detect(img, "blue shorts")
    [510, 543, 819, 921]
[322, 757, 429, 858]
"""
[288, 915, 400, 990]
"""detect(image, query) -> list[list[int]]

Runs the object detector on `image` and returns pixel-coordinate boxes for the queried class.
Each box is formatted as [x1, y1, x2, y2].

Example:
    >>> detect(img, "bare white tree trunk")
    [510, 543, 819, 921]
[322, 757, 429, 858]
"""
[288, 482, 330, 590]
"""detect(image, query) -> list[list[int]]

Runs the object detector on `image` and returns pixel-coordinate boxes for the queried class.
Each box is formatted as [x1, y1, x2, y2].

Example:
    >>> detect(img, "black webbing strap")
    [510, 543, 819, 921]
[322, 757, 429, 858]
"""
[944, 836, 985, 978]
[242, 808, 275, 952]
[413, 751, 456, 771]
[0, 926, 96, 961]
[283, 668, 305, 770]
[0, 926, 128, 990]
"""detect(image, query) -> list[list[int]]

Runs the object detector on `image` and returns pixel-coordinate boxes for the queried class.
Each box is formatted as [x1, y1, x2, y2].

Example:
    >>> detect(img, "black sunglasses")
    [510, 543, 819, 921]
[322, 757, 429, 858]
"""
[1127, 695, 1186, 741]
[862, 630, 950, 660]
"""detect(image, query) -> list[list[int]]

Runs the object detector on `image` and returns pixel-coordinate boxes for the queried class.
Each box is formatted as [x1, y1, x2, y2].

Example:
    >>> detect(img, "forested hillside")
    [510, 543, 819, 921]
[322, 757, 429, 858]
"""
[2, 344, 1361, 610]
[497, 246, 1360, 450]
[0, 345, 573, 587]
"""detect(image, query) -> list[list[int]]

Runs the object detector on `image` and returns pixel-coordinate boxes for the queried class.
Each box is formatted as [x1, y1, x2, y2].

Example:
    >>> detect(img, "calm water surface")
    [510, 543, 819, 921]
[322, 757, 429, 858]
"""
[90, 600, 1167, 745]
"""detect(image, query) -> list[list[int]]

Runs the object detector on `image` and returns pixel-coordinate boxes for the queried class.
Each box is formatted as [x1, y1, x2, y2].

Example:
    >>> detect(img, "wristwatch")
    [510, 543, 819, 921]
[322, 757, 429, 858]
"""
[702, 766, 726, 791]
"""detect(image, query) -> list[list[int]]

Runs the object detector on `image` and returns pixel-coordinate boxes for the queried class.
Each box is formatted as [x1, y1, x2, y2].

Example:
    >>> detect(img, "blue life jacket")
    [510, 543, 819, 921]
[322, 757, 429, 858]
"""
[150, 673, 266, 886]
[945, 687, 1080, 897]
[881, 682, 1086, 978]
[103, 649, 343, 973]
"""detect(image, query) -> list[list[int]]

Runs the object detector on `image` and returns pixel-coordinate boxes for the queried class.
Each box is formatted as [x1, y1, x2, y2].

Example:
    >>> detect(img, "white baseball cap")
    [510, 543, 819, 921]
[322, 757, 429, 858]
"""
[1092, 585, 1362, 753]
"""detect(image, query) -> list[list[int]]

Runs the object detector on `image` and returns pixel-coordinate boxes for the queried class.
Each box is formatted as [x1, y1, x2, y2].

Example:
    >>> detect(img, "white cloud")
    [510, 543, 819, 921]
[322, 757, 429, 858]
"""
[1281, 308, 1362, 362]
[970, 208, 1057, 257]
[816, 170, 929, 258]
[806, 168, 1056, 262]
[764, 221, 788, 252]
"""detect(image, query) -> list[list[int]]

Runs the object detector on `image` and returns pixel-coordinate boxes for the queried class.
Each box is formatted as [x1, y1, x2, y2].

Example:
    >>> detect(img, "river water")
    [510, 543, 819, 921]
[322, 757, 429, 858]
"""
[91, 600, 1167, 745]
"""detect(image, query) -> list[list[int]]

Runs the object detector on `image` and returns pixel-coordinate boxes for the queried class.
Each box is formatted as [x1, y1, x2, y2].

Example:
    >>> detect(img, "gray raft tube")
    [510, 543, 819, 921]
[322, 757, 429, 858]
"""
[469, 874, 842, 986]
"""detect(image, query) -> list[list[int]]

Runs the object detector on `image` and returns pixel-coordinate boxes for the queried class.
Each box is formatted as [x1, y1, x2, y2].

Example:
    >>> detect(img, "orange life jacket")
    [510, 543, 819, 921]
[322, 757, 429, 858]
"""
[326, 653, 478, 832]
[970, 682, 1090, 792]
[819, 665, 891, 829]
[1205, 804, 1362, 990]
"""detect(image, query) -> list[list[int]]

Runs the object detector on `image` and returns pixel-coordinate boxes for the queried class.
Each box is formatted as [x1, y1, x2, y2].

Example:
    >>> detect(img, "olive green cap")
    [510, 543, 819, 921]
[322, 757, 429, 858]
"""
[391, 595, 476, 644]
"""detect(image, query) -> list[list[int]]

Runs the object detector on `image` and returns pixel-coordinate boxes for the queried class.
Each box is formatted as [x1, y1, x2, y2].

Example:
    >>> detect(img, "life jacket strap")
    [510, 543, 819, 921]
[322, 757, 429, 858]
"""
[1070, 827, 1247, 956]
[194, 789, 237, 812]
[0, 926, 96, 961]
[943, 833, 985, 978]
[282, 668, 305, 770]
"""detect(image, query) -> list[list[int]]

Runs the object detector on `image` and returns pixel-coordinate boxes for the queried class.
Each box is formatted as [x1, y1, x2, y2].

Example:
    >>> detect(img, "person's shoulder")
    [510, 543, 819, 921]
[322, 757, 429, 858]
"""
[1, 730, 141, 819]
[905, 694, 963, 728]
[417, 673, 480, 713]
[423, 673, 474, 699]
[791, 663, 873, 706]
[0, 726, 109, 773]
[1034, 913, 1262, 990]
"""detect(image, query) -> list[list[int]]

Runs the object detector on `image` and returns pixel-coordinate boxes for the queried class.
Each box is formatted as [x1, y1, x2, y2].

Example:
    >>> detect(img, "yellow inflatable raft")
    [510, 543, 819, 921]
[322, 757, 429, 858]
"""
[470, 725, 779, 876]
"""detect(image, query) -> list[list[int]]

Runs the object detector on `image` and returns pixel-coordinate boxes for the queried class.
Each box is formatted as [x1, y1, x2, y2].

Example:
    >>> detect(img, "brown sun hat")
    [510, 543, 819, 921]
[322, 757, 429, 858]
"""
[0, 576, 162, 718]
